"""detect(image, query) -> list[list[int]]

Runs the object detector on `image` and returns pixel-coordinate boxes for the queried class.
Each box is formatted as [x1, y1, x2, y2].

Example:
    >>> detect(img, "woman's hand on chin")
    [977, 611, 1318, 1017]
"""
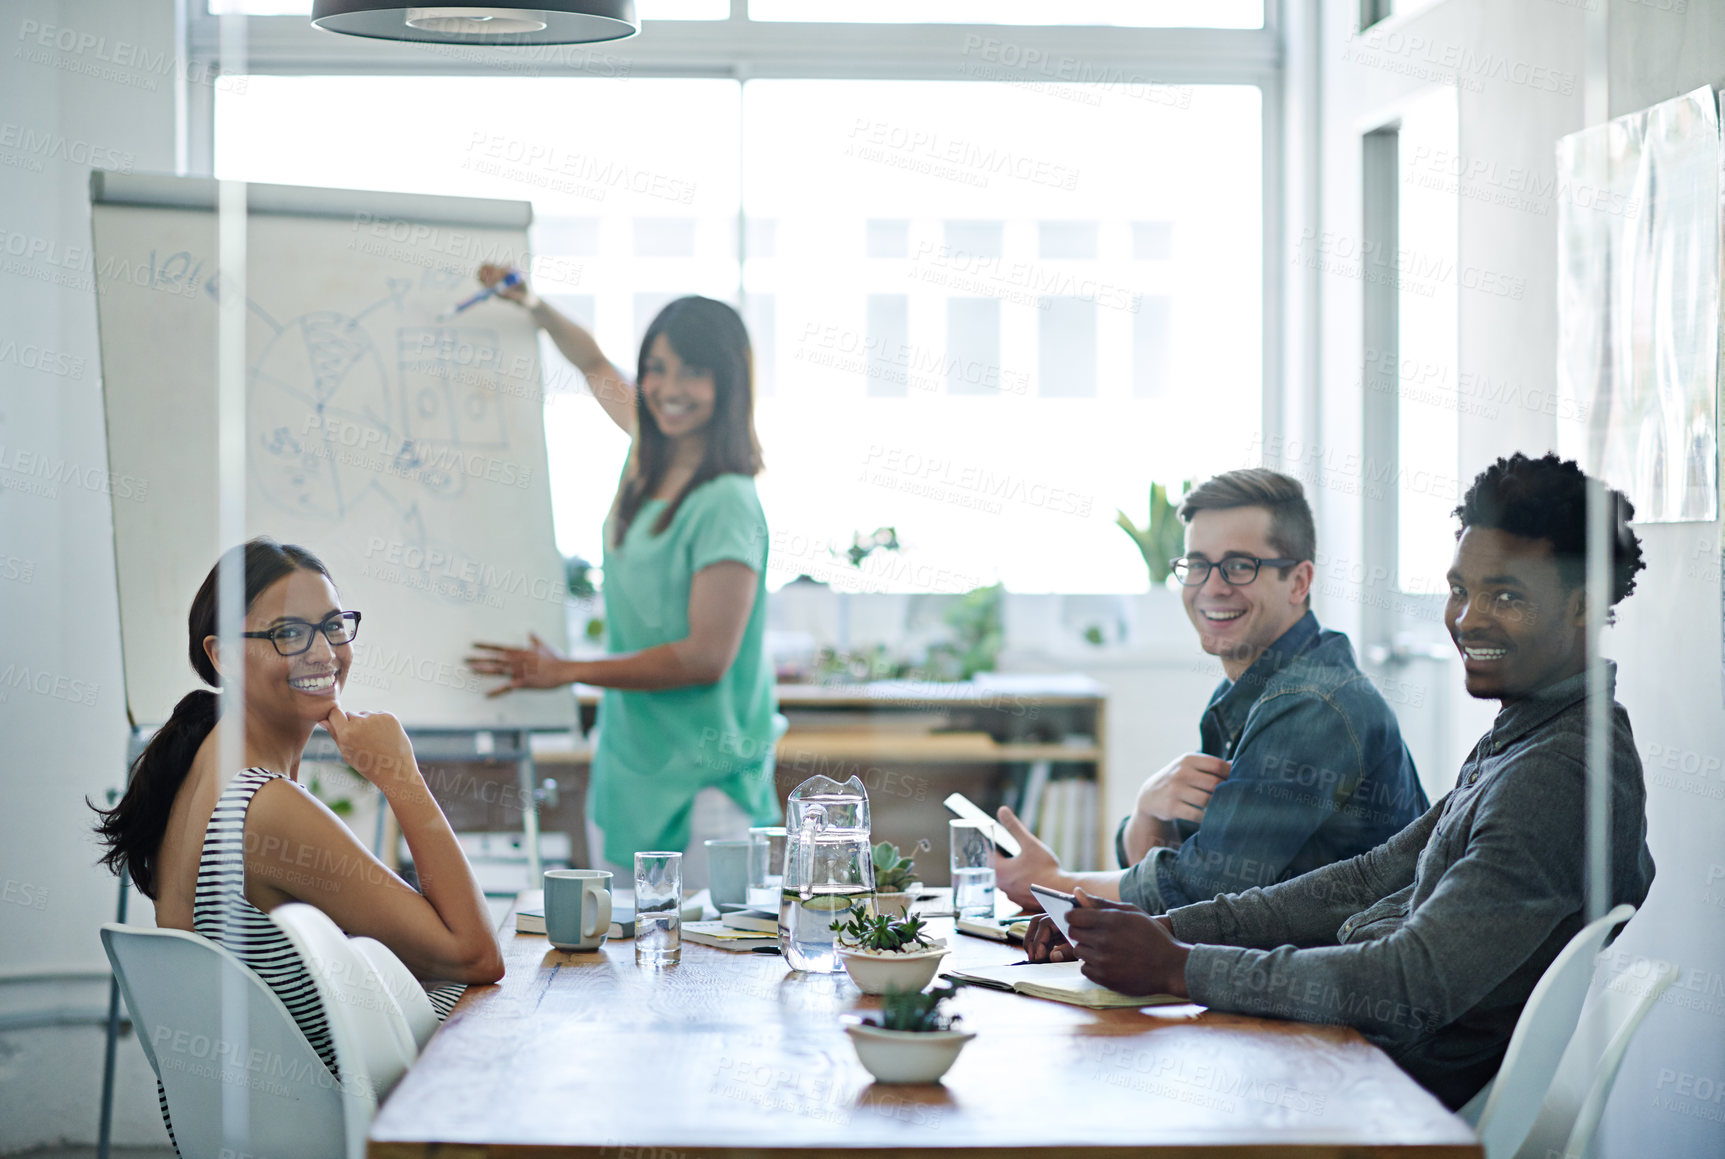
[321, 704, 417, 788]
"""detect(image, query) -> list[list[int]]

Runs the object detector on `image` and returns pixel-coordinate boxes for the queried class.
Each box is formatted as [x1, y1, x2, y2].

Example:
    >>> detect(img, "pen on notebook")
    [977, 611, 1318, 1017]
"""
[438, 268, 522, 320]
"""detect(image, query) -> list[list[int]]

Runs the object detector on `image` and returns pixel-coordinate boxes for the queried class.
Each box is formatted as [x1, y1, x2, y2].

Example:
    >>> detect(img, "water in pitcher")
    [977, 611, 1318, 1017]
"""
[780, 884, 873, 973]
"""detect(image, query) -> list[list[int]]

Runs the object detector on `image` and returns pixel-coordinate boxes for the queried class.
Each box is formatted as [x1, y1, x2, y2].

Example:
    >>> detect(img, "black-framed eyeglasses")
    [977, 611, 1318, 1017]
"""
[1170, 557, 1299, 587]
[242, 611, 362, 656]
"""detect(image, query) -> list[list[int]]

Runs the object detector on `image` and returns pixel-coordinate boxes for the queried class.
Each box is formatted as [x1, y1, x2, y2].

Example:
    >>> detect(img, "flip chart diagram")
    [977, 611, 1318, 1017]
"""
[91, 173, 574, 730]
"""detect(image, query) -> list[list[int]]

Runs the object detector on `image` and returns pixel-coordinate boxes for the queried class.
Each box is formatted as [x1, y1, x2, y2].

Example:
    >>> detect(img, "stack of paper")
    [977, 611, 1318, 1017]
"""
[682, 921, 777, 951]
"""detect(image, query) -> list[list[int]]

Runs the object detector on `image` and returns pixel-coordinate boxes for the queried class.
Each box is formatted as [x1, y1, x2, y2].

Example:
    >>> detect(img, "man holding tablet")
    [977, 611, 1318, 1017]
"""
[993, 468, 1429, 914]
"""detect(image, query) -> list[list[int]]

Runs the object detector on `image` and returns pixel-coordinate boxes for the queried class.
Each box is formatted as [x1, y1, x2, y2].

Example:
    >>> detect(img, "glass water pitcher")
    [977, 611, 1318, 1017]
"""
[778, 774, 875, 972]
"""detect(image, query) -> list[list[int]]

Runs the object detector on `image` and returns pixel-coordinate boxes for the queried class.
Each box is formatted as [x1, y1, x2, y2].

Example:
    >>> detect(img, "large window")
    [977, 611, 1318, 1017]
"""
[216, 76, 1259, 593]
[209, 1, 729, 17]
[747, 1, 1263, 28]
[213, 1, 1261, 26]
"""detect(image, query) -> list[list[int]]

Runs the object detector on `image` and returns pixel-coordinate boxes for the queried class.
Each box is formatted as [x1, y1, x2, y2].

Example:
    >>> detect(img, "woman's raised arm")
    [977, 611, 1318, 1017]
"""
[477, 263, 636, 434]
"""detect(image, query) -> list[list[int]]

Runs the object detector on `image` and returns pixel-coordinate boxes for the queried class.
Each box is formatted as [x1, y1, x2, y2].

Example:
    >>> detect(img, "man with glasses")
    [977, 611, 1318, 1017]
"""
[994, 468, 1429, 914]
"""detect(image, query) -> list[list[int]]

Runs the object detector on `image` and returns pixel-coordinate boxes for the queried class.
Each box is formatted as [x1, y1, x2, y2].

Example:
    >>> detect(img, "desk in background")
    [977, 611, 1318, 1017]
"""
[535, 676, 1112, 877]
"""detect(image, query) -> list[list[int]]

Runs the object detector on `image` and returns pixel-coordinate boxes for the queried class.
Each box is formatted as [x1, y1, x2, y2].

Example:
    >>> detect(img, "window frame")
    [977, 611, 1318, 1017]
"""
[181, 0, 1285, 466]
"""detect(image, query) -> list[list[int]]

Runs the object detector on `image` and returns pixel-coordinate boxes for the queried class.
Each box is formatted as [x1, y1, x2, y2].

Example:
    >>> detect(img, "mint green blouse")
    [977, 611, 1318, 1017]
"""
[590, 473, 780, 864]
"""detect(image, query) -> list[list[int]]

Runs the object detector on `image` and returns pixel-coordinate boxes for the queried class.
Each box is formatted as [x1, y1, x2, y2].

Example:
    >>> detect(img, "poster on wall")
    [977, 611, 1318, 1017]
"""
[1556, 85, 1719, 525]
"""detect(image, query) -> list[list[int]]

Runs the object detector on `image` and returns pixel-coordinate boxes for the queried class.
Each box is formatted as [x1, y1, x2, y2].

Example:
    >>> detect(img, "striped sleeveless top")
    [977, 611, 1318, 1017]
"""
[157, 767, 462, 1152]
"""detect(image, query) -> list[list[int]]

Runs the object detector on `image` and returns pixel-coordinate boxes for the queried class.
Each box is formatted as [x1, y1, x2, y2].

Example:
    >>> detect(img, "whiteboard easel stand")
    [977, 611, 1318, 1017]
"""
[96, 726, 543, 1159]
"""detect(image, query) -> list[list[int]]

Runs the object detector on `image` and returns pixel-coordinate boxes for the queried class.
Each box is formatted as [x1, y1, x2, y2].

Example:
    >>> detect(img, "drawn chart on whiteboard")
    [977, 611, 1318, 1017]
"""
[246, 291, 514, 600]
[91, 178, 569, 729]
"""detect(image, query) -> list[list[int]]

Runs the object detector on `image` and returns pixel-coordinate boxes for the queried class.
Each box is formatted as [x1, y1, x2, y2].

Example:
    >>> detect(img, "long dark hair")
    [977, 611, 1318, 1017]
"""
[91, 537, 333, 899]
[611, 296, 762, 547]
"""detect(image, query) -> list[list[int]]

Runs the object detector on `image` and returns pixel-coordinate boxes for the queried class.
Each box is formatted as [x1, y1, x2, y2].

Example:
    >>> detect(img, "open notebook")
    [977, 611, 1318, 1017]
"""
[947, 961, 1190, 1010]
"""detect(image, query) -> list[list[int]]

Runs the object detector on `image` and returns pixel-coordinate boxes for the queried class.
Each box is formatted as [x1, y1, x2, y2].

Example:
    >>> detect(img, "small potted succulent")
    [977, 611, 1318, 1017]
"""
[870, 841, 922, 918]
[843, 981, 974, 1084]
[829, 902, 948, 996]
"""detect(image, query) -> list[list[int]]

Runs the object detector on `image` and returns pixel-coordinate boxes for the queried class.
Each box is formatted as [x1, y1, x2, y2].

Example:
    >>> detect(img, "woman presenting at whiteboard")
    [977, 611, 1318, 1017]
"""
[466, 265, 781, 889]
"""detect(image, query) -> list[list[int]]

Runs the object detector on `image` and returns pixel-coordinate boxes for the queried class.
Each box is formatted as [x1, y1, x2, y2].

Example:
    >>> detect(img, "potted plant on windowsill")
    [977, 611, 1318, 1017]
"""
[829, 903, 948, 996]
[870, 841, 922, 918]
[843, 981, 974, 1084]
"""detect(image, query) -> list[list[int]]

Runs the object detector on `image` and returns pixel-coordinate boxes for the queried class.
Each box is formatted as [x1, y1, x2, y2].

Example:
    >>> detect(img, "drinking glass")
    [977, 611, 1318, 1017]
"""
[746, 825, 787, 911]
[949, 820, 996, 917]
[635, 851, 682, 966]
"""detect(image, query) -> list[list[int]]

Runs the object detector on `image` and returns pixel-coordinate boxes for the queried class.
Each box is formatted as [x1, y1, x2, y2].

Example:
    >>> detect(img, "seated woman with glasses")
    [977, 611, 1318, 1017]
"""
[93, 537, 502, 1148]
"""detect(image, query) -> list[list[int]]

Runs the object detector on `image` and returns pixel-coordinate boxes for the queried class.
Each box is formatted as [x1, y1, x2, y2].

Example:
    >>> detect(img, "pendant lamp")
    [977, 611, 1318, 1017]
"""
[310, 2, 639, 45]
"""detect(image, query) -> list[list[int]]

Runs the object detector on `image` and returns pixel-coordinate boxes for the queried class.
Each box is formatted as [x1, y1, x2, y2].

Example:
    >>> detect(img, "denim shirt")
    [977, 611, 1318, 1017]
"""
[1170, 663, 1655, 1110]
[1116, 611, 1428, 913]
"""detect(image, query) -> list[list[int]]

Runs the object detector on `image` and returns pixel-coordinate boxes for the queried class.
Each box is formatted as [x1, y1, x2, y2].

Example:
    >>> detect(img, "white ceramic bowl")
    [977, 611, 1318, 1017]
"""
[837, 943, 948, 996]
[844, 1022, 975, 1084]
[872, 888, 919, 919]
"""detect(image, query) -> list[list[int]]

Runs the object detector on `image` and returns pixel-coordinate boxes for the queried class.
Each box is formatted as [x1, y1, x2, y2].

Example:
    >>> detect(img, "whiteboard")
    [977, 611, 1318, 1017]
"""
[91, 172, 574, 731]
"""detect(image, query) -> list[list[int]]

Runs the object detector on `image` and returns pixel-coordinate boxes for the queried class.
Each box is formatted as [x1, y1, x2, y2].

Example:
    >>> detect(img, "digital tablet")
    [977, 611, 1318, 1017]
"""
[1028, 884, 1077, 943]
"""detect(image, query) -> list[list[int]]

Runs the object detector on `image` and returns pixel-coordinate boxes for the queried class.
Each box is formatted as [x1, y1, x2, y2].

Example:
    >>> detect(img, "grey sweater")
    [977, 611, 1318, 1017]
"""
[1168, 664, 1655, 1109]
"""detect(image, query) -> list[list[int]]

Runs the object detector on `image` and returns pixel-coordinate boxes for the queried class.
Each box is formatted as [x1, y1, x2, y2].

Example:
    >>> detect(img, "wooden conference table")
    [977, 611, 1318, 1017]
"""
[369, 897, 1480, 1158]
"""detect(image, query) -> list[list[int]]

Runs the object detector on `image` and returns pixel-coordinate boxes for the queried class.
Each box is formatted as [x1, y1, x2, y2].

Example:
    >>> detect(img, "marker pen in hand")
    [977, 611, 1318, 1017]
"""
[438, 268, 523, 320]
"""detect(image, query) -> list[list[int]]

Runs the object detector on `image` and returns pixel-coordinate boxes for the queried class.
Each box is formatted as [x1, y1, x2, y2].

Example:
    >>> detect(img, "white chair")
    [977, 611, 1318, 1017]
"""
[269, 903, 418, 1159]
[1459, 903, 1638, 1159]
[353, 936, 440, 1052]
[100, 923, 346, 1159]
[1512, 956, 1675, 1159]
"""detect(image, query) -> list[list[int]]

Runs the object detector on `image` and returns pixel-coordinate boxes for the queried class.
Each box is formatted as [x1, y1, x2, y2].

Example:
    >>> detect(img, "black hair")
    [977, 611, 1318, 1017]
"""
[90, 537, 332, 899]
[612, 295, 762, 546]
[1453, 452, 1645, 608]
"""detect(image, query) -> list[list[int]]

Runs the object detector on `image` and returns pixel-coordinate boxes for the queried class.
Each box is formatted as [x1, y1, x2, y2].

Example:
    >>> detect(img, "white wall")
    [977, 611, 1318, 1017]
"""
[1313, 1, 1725, 1155]
[0, 0, 180, 1149]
